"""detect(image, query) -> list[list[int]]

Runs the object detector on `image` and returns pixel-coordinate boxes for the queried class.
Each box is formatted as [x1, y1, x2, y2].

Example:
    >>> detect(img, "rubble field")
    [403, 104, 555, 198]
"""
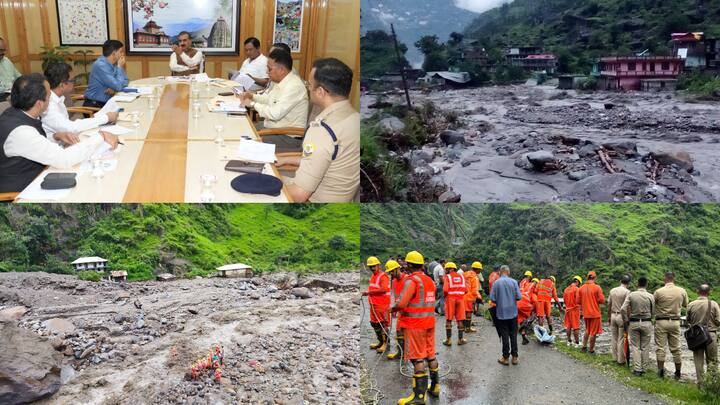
[0, 271, 359, 405]
[364, 85, 720, 202]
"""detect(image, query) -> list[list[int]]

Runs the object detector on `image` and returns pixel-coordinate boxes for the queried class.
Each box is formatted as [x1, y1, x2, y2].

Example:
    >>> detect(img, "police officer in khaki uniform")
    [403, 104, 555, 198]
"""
[686, 284, 720, 385]
[653, 272, 688, 379]
[620, 276, 655, 376]
[608, 275, 631, 364]
[275, 57, 359, 202]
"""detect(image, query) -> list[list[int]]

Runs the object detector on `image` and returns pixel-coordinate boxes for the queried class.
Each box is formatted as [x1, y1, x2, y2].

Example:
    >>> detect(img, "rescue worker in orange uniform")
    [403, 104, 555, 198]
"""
[487, 265, 501, 329]
[362, 256, 391, 353]
[577, 271, 606, 354]
[391, 251, 440, 404]
[519, 271, 533, 292]
[464, 261, 483, 333]
[386, 259, 407, 360]
[442, 262, 467, 346]
[517, 285, 536, 345]
[563, 276, 583, 347]
[535, 276, 562, 335]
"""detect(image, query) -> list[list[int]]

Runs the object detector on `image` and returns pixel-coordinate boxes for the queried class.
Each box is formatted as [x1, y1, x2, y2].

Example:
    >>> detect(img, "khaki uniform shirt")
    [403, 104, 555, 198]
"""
[291, 100, 359, 202]
[687, 297, 720, 332]
[608, 285, 630, 313]
[653, 283, 688, 318]
[253, 72, 308, 130]
[620, 288, 655, 320]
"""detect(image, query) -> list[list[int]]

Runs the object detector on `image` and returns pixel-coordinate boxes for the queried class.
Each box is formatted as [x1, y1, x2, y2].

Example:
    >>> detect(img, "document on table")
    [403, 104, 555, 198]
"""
[231, 74, 256, 91]
[17, 178, 73, 201]
[99, 98, 120, 114]
[118, 111, 144, 121]
[207, 98, 246, 113]
[121, 87, 154, 95]
[113, 94, 139, 102]
[193, 73, 210, 82]
[98, 125, 134, 135]
[236, 139, 276, 163]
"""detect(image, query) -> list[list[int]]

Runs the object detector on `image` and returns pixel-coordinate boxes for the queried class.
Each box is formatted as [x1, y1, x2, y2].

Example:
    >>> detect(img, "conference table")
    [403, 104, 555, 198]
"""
[15, 77, 292, 203]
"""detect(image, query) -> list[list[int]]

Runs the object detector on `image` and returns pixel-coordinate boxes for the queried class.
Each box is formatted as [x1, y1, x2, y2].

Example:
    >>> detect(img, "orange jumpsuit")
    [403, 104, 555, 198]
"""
[463, 270, 481, 312]
[443, 272, 466, 321]
[535, 279, 560, 317]
[519, 277, 532, 292]
[517, 289, 536, 325]
[396, 271, 436, 360]
[563, 284, 580, 330]
[391, 273, 407, 332]
[368, 271, 391, 327]
[577, 280, 605, 336]
[487, 271, 500, 308]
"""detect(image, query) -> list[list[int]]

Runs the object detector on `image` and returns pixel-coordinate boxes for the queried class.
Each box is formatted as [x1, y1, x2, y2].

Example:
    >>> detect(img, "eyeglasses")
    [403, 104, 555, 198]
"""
[63, 79, 76, 84]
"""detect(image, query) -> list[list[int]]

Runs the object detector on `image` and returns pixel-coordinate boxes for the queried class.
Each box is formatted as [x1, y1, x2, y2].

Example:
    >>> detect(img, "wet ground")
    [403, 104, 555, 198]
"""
[362, 84, 720, 202]
[1, 271, 359, 405]
[361, 299, 670, 404]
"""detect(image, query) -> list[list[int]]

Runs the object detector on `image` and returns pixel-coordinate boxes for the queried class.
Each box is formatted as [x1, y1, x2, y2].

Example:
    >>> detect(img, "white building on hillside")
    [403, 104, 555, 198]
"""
[71, 257, 108, 272]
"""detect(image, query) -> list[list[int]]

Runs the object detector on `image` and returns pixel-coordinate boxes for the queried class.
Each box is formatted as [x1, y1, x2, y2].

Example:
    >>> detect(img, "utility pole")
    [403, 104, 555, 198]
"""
[390, 23, 412, 109]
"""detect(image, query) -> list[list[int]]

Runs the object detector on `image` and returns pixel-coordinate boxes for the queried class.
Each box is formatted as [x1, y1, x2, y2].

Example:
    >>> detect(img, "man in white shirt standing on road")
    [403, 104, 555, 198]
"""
[42, 62, 119, 145]
[169, 31, 203, 76]
[0, 73, 119, 193]
[230, 37, 269, 91]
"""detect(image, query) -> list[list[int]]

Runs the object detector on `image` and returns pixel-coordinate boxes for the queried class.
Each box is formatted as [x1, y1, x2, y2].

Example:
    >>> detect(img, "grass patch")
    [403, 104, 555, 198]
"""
[555, 341, 720, 404]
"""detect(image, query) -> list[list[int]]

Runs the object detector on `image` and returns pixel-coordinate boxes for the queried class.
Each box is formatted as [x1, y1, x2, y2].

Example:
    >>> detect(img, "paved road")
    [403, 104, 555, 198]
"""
[361, 299, 667, 405]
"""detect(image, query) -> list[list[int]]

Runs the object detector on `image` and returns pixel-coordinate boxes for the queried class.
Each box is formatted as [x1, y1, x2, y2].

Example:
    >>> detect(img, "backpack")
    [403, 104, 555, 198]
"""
[685, 299, 713, 351]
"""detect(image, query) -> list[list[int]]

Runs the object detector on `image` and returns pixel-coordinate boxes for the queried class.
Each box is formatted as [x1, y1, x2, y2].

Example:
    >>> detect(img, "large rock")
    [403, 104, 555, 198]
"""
[650, 149, 694, 172]
[0, 325, 62, 404]
[378, 117, 405, 133]
[562, 173, 649, 202]
[524, 150, 555, 170]
[578, 143, 601, 157]
[291, 287, 312, 299]
[42, 318, 75, 335]
[602, 141, 637, 157]
[438, 190, 461, 203]
[439, 130, 465, 146]
[0, 306, 27, 322]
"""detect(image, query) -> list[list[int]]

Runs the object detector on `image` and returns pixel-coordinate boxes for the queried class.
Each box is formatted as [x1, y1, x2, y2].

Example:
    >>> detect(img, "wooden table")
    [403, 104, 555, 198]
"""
[16, 78, 291, 203]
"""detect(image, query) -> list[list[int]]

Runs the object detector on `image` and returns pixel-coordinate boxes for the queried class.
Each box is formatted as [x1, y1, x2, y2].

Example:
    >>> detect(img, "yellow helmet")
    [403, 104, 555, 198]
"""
[385, 260, 401, 272]
[524, 271, 533, 277]
[444, 262, 457, 270]
[366, 256, 381, 267]
[405, 251, 424, 265]
[532, 278, 540, 284]
[471, 261, 483, 270]
[573, 275, 583, 284]
[549, 276, 556, 283]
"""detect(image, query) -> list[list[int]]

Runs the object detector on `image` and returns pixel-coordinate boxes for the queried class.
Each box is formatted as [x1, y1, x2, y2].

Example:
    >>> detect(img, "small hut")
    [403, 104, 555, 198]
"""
[109, 271, 128, 282]
[216, 263, 253, 278]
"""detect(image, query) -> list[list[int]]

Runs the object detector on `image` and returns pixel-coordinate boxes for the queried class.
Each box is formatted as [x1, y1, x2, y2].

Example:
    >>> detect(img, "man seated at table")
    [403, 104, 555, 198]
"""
[169, 31, 203, 76]
[0, 74, 119, 193]
[0, 36, 21, 102]
[84, 40, 129, 108]
[275, 58, 359, 203]
[229, 37, 269, 91]
[42, 62, 119, 146]
[258, 42, 300, 94]
[239, 49, 309, 152]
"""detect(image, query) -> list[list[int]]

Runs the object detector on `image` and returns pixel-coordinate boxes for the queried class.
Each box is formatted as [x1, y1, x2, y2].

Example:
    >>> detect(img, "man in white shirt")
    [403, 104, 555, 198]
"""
[0, 73, 119, 193]
[169, 31, 203, 76]
[229, 37, 269, 91]
[240, 49, 308, 152]
[42, 62, 119, 145]
[0, 36, 21, 101]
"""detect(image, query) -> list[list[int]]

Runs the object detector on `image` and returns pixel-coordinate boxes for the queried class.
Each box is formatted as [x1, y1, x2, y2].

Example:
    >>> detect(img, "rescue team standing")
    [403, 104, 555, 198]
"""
[364, 253, 717, 404]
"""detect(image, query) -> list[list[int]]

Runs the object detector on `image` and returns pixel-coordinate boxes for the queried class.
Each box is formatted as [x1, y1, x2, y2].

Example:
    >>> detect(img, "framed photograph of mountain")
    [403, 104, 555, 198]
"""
[273, 0, 304, 52]
[123, 0, 240, 55]
[56, 0, 110, 46]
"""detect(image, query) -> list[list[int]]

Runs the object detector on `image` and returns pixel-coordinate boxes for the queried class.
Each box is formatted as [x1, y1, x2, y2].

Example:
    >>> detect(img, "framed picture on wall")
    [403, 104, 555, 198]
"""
[273, 0, 304, 52]
[56, 0, 110, 46]
[123, 0, 240, 55]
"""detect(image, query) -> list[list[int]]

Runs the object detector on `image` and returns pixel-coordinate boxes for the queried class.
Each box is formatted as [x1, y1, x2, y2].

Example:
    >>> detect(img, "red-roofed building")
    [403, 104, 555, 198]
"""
[598, 56, 684, 91]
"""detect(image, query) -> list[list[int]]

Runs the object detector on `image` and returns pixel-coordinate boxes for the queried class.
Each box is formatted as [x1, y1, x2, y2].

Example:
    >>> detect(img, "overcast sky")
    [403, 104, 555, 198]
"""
[453, 0, 511, 13]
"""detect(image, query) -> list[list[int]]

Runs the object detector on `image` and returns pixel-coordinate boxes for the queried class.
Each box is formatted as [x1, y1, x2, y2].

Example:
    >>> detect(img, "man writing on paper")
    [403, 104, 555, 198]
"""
[169, 31, 203, 76]
[275, 58, 360, 203]
[230, 38, 269, 91]
[84, 40, 129, 108]
[0, 36, 21, 102]
[0, 74, 119, 193]
[240, 49, 308, 141]
[42, 62, 119, 146]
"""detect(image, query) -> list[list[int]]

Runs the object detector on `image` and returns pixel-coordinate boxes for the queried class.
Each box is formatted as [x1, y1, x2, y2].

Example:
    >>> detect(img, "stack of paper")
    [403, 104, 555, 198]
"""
[113, 94, 139, 102]
[98, 125, 134, 135]
[236, 139, 276, 163]
[207, 98, 246, 113]
[193, 73, 210, 82]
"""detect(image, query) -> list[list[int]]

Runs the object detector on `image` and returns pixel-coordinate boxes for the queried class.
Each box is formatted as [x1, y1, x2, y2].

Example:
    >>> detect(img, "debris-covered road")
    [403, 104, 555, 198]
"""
[0, 271, 359, 405]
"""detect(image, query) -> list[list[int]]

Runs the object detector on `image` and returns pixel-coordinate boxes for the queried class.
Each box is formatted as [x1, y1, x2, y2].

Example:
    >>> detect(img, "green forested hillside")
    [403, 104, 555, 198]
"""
[464, 0, 720, 73]
[0, 204, 360, 280]
[361, 203, 720, 296]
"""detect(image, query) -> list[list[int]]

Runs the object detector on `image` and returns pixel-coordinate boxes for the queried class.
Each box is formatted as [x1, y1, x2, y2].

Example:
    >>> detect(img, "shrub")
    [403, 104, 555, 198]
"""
[78, 270, 102, 282]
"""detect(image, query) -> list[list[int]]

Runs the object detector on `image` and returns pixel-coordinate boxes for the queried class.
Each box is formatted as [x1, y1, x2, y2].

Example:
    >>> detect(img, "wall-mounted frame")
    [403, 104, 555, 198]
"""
[273, 0, 304, 53]
[123, 0, 241, 56]
[56, 0, 111, 46]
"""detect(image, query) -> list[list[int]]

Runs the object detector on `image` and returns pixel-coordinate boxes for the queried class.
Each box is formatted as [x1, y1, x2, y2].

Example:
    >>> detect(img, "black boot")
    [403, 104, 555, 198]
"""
[458, 327, 467, 345]
[398, 373, 428, 404]
[657, 361, 665, 378]
[674, 363, 681, 380]
[548, 323, 553, 335]
[370, 323, 382, 349]
[522, 333, 529, 345]
[443, 328, 452, 346]
[428, 367, 440, 397]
